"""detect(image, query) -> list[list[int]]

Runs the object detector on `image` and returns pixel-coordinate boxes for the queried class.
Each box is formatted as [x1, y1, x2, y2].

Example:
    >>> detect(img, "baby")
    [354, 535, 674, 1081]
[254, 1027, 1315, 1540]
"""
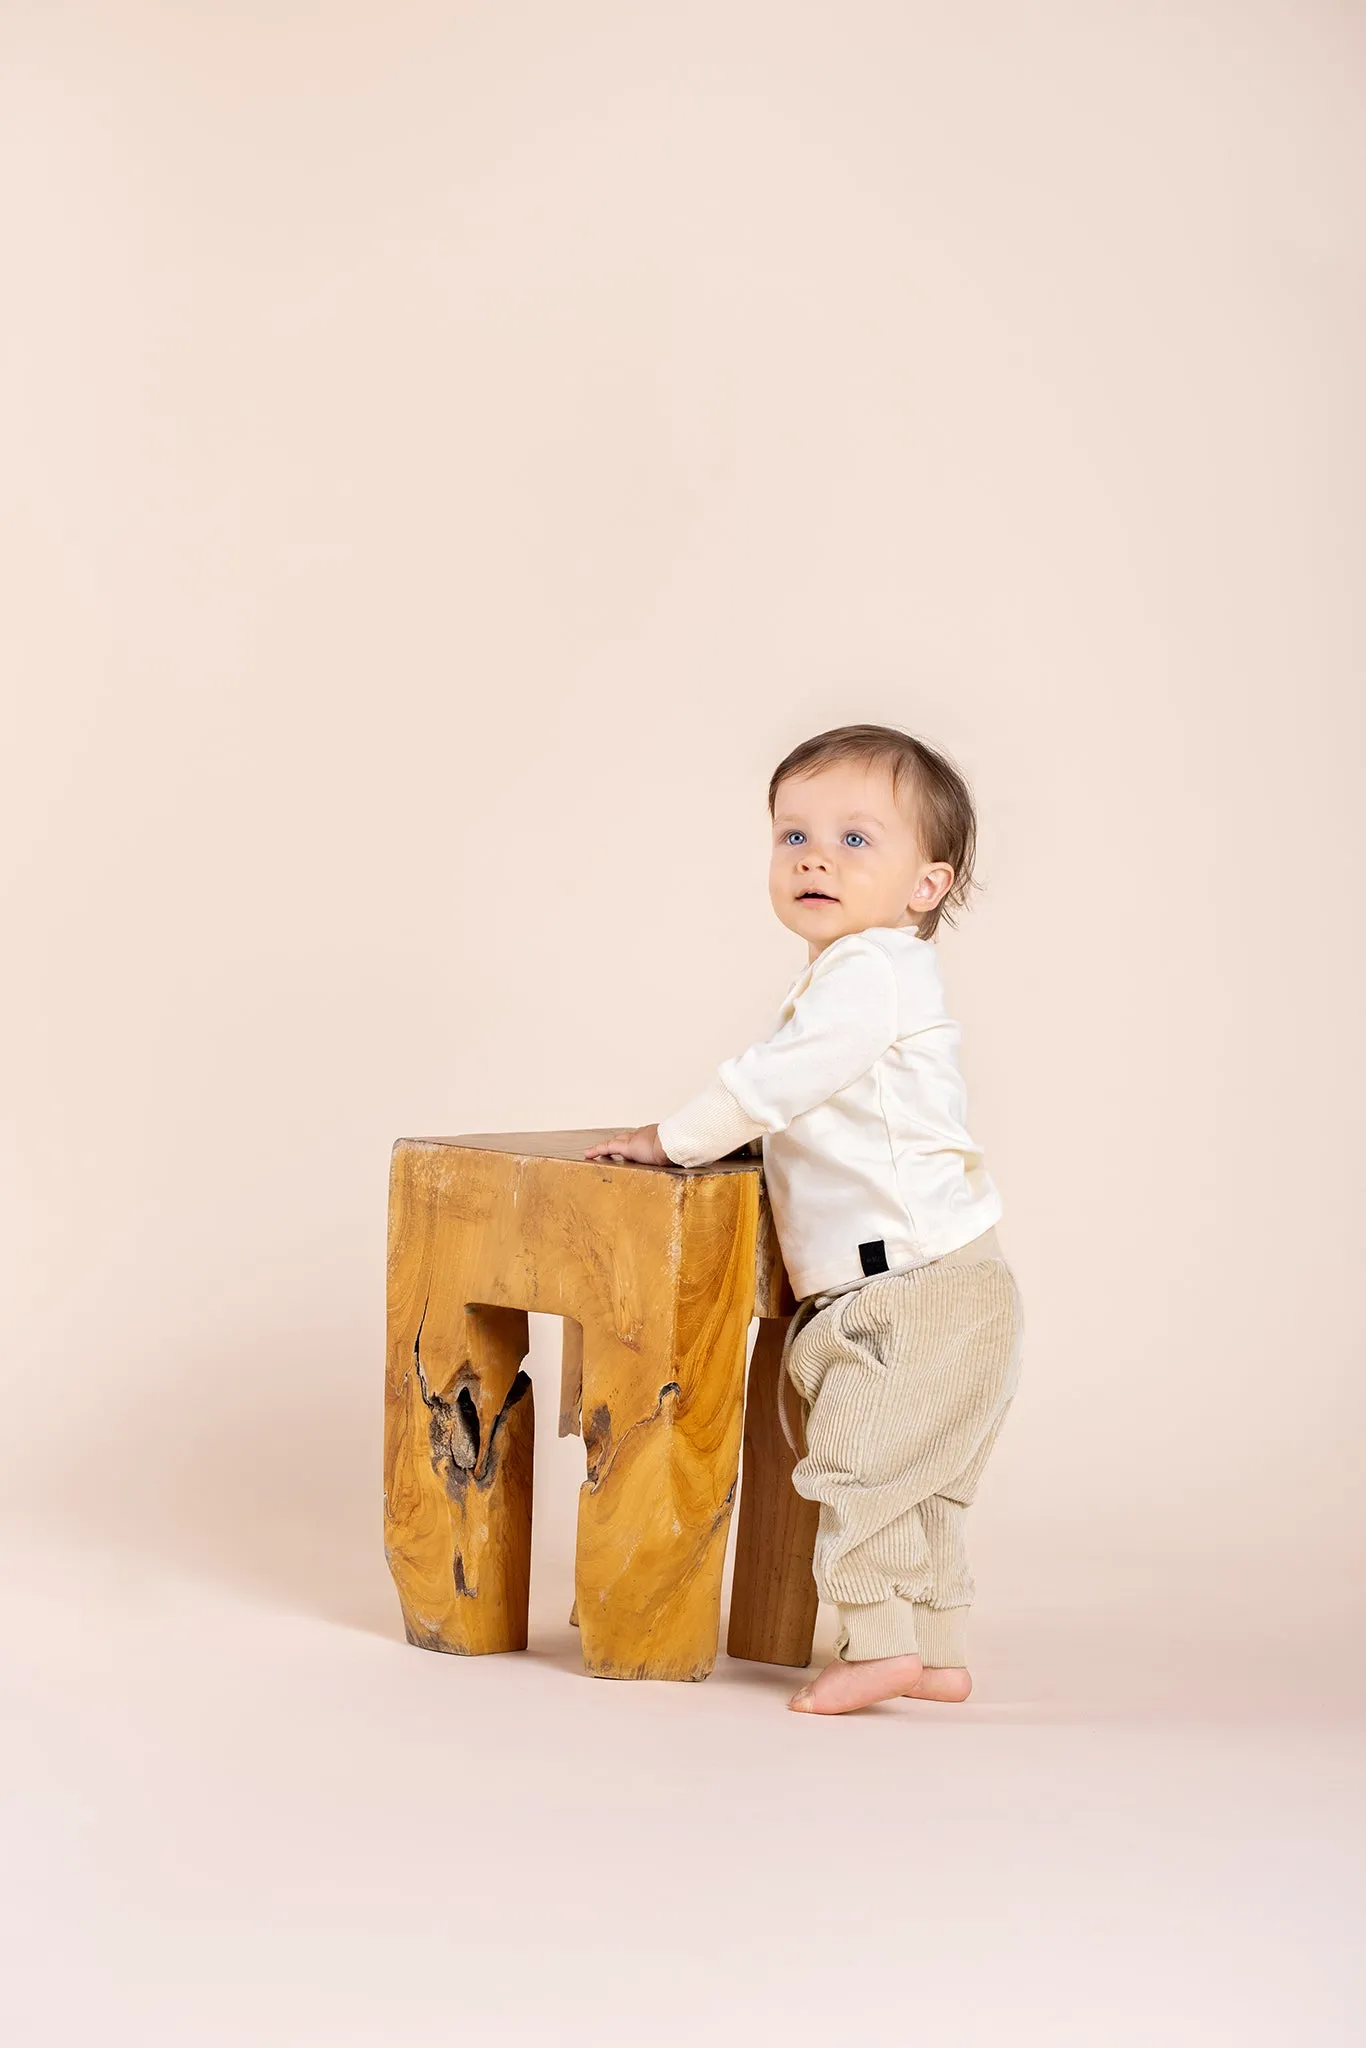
[584, 722, 1024, 1716]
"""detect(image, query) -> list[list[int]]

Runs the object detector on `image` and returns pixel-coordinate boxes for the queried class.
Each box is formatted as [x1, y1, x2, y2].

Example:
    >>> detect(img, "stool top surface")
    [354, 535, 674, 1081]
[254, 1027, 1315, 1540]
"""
[397, 1129, 763, 1173]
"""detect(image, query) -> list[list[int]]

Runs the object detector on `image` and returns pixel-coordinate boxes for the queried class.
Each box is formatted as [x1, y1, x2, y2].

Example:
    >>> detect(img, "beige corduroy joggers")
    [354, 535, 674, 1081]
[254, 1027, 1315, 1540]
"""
[778, 1224, 1024, 1669]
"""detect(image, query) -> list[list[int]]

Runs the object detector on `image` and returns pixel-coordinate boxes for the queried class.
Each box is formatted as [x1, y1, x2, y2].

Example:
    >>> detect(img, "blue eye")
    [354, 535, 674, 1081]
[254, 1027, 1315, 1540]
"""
[782, 829, 868, 847]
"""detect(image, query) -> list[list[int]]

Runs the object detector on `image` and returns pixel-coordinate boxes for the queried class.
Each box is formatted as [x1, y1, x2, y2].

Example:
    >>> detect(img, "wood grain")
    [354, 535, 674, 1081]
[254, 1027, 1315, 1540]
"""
[559, 1315, 583, 1438]
[726, 1316, 820, 1668]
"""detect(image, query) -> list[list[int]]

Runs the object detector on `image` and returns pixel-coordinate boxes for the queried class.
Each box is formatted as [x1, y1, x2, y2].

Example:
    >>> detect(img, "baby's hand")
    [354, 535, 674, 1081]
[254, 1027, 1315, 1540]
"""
[583, 1123, 670, 1167]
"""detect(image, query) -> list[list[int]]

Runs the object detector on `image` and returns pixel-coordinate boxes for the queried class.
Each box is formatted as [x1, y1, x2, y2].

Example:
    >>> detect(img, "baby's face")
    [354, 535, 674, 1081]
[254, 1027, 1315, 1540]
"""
[769, 761, 946, 956]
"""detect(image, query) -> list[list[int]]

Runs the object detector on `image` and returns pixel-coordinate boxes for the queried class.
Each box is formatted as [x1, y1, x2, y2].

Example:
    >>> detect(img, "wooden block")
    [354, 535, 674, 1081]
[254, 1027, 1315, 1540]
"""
[384, 1131, 766, 1680]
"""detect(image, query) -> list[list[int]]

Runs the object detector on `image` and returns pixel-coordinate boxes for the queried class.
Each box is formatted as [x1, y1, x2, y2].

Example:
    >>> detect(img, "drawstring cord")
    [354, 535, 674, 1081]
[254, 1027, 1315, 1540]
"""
[776, 1278, 868, 1458]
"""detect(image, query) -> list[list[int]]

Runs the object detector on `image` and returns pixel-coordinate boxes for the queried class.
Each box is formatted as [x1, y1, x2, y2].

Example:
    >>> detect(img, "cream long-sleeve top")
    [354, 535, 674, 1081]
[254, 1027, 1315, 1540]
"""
[655, 924, 1003, 1302]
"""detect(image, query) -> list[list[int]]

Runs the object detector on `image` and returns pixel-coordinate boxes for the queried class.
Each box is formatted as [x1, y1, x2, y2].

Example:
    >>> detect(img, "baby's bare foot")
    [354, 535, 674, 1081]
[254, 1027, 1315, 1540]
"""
[788, 1651, 926, 1714]
[788, 1655, 974, 1713]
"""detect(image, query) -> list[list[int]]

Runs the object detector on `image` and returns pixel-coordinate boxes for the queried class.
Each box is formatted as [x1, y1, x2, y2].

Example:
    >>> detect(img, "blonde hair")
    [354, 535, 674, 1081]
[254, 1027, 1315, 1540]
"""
[768, 722, 981, 941]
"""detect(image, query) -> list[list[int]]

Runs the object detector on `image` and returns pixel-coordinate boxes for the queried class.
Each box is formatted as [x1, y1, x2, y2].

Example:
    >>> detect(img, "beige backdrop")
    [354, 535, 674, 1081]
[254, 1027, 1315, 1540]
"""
[2, 5, 1363, 2044]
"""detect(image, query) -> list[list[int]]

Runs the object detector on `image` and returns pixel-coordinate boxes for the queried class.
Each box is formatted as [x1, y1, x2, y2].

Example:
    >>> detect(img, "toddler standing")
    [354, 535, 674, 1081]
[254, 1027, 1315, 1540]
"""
[584, 722, 1024, 1715]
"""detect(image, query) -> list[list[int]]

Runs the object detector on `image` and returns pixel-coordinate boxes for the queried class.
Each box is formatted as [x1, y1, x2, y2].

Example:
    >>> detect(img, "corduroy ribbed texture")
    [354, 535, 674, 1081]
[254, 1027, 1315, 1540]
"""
[783, 1230, 1024, 1667]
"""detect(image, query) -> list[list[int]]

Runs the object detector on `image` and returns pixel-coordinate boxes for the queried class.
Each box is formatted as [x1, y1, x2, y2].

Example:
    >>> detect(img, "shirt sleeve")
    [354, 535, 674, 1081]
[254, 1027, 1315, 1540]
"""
[656, 1075, 768, 1167]
[656, 937, 899, 1166]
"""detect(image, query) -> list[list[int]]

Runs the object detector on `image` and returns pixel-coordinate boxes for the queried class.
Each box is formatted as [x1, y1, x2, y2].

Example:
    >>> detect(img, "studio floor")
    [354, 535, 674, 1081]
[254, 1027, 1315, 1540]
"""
[4, 1532, 1361, 2048]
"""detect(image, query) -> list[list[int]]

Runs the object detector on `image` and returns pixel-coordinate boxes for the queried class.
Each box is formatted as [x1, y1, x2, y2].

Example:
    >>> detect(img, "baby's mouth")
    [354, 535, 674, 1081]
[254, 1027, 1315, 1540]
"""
[798, 890, 838, 903]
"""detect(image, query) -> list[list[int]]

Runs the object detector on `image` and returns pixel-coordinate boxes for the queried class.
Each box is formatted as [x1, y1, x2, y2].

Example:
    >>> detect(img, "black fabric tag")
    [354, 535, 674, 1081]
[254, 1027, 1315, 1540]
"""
[858, 1238, 889, 1275]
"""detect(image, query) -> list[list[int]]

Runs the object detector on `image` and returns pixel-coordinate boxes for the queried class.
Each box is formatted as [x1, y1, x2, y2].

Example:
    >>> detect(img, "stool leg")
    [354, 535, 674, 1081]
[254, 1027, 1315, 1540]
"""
[573, 1356, 740, 1680]
[384, 1299, 535, 1654]
[571, 1184, 754, 1681]
[726, 1315, 820, 1667]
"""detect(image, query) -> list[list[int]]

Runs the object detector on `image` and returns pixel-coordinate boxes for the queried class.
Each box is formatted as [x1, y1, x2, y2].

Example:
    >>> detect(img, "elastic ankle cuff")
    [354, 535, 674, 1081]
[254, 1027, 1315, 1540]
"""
[911, 1603, 969, 1668]
[836, 1596, 922, 1661]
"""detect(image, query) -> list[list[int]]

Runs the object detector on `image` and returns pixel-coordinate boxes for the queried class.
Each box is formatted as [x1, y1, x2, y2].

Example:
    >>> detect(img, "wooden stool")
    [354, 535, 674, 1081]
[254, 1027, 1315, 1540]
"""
[384, 1130, 821, 1680]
